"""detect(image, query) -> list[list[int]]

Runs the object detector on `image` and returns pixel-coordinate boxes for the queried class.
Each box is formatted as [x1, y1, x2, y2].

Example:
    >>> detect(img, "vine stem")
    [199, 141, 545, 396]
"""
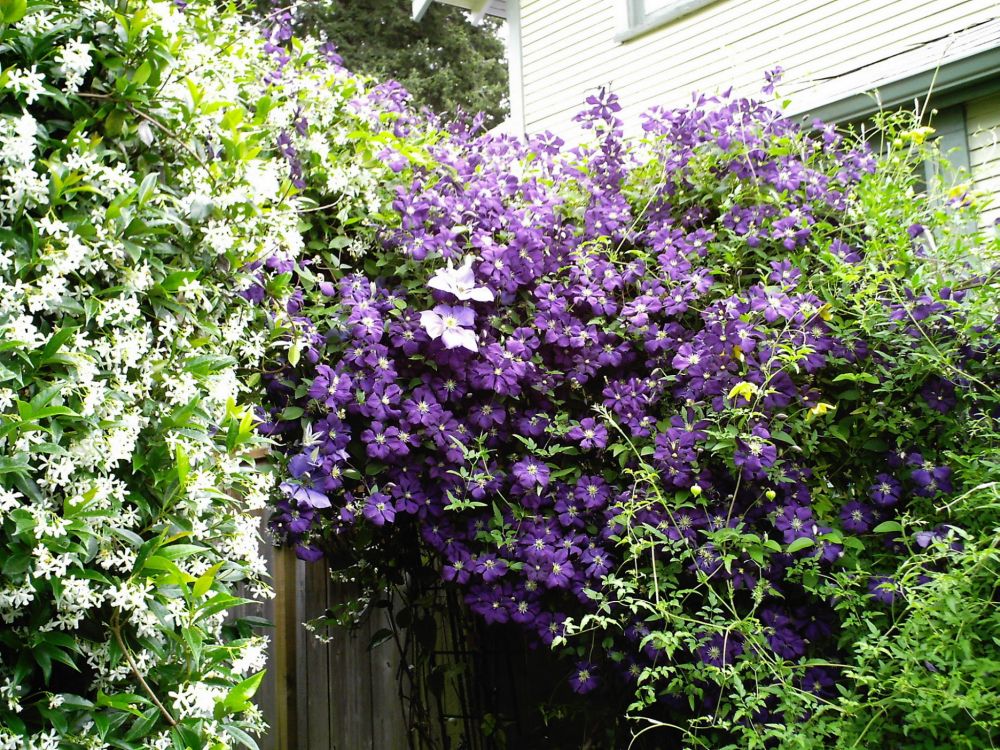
[76, 92, 214, 179]
[110, 611, 178, 727]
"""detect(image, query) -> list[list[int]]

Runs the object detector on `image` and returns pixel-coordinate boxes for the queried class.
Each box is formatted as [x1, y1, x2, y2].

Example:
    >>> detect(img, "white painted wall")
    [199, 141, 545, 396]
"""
[518, 0, 1000, 135]
[967, 93, 1000, 228]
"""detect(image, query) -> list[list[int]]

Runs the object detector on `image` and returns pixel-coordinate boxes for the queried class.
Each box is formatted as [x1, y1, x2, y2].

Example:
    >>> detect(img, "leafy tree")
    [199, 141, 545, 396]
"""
[281, 0, 510, 126]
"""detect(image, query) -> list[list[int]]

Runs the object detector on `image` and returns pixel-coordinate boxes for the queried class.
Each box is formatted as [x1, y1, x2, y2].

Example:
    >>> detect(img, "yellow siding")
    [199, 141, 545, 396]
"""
[519, 0, 1000, 137]
[967, 93, 1000, 229]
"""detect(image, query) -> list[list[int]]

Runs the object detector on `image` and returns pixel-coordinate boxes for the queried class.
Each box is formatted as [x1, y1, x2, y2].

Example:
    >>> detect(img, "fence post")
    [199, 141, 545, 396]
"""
[272, 545, 299, 749]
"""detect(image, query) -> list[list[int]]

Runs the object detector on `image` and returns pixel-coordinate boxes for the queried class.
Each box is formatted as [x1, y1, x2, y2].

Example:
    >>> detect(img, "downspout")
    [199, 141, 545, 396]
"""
[507, 0, 526, 136]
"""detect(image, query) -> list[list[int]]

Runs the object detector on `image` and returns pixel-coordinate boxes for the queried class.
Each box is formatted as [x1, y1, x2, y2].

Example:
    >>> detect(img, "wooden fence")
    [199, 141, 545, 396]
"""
[232, 538, 411, 749]
[232, 520, 520, 750]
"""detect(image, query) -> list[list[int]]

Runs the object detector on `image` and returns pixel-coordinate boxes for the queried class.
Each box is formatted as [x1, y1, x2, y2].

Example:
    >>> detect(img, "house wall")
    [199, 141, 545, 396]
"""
[517, 0, 1000, 227]
[519, 0, 999, 134]
[967, 93, 1000, 228]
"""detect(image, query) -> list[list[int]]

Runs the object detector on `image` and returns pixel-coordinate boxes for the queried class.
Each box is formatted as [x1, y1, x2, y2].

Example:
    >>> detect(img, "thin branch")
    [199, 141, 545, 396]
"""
[77, 92, 214, 179]
[110, 611, 178, 727]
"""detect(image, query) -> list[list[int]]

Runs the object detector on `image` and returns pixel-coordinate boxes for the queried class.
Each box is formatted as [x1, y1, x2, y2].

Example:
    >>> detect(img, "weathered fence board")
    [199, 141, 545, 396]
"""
[234, 526, 535, 749]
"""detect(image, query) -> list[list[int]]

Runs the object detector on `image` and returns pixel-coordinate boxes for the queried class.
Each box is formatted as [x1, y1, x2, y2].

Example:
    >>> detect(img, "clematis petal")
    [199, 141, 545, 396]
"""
[427, 276, 452, 293]
[441, 327, 478, 351]
[464, 286, 495, 302]
[419, 310, 445, 338]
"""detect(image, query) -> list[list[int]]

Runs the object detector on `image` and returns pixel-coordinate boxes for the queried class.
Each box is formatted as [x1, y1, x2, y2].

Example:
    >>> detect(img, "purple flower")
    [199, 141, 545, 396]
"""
[361, 421, 403, 460]
[402, 387, 444, 427]
[295, 544, 324, 562]
[868, 575, 900, 605]
[911, 463, 953, 497]
[569, 662, 598, 694]
[870, 474, 901, 507]
[543, 549, 575, 589]
[697, 632, 743, 667]
[419, 305, 478, 351]
[279, 481, 331, 509]
[567, 417, 608, 450]
[442, 553, 471, 584]
[775, 505, 815, 544]
[671, 342, 705, 372]
[733, 425, 777, 479]
[840, 501, 874, 533]
[378, 148, 408, 173]
[750, 286, 796, 322]
[308, 365, 352, 408]
[575, 475, 610, 509]
[512, 457, 550, 490]
[581, 546, 612, 578]
[920, 378, 957, 413]
[800, 667, 836, 697]
[363, 492, 396, 526]
[768, 260, 801, 288]
[474, 554, 509, 583]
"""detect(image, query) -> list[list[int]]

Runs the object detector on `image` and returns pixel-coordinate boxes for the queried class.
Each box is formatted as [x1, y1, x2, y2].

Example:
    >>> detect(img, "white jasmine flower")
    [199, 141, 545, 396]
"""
[6, 65, 45, 104]
[53, 38, 93, 94]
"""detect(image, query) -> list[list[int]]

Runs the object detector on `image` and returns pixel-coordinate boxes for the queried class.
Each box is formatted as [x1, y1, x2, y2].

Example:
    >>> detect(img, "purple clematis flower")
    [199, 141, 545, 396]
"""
[419, 304, 478, 351]
[569, 662, 598, 694]
[567, 417, 608, 450]
[840, 501, 874, 533]
[697, 632, 744, 667]
[870, 473, 901, 507]
[512, 456, 550, 490]
[279, 481, 331, 509]
[362, 492, 396, 526]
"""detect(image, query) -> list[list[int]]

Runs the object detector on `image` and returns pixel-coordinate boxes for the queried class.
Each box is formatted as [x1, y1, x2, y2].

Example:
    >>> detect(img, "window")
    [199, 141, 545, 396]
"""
[617, 0, 717, 43]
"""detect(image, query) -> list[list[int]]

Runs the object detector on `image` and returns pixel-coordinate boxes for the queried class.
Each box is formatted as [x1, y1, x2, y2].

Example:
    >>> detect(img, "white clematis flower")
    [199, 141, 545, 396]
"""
[427, 256, 494, 302]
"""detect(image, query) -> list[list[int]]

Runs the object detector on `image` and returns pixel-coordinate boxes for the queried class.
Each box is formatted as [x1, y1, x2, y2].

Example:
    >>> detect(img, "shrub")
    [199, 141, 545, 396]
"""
[259, 80, 1000, 747]
[0, 1, 423, 747]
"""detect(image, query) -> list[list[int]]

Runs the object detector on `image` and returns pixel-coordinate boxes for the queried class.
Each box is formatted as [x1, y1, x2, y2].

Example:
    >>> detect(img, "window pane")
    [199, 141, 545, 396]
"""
[643, 0, 677, 14]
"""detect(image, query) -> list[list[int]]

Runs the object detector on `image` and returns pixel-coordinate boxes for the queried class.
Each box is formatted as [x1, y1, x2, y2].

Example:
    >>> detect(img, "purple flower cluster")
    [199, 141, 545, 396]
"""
[256, 85, 984, 708]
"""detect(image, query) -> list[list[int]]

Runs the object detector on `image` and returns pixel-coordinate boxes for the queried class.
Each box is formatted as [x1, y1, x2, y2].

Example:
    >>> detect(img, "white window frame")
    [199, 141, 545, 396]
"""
[616, 0, 717, 43]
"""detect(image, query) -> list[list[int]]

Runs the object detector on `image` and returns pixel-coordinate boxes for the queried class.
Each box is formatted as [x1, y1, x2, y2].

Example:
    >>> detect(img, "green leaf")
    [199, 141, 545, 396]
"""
[137, 171, 159, 206]
[37, 326, 78, 365]
[786, 537, 815, 553]
[219, 670, 265, 716]
[0, 0, 27, 24]
[368, 627, 394, 651]
[105, 109, 127, 136]
[159, 544, 208, 560]
[832, 372, 880, 384]
[192, 561, 223, 598]
[124, 707, 161, 742]
[222, 725, 260, 750]
[279, 406, 304, 421]
[132, 60, 152, 87]
[175, 445, 189, 487]
[872, 520, 903, 534]
[0, 454, 30, 476]
[97, 691, 150, 715]
[197, 592, 251, 621]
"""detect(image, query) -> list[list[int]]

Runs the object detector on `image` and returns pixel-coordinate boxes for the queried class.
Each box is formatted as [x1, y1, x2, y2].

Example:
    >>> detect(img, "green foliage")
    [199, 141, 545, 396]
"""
[282, 0, 509, 127]
[0, 0, 434, 746]
[565, 111, 1000, 748]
